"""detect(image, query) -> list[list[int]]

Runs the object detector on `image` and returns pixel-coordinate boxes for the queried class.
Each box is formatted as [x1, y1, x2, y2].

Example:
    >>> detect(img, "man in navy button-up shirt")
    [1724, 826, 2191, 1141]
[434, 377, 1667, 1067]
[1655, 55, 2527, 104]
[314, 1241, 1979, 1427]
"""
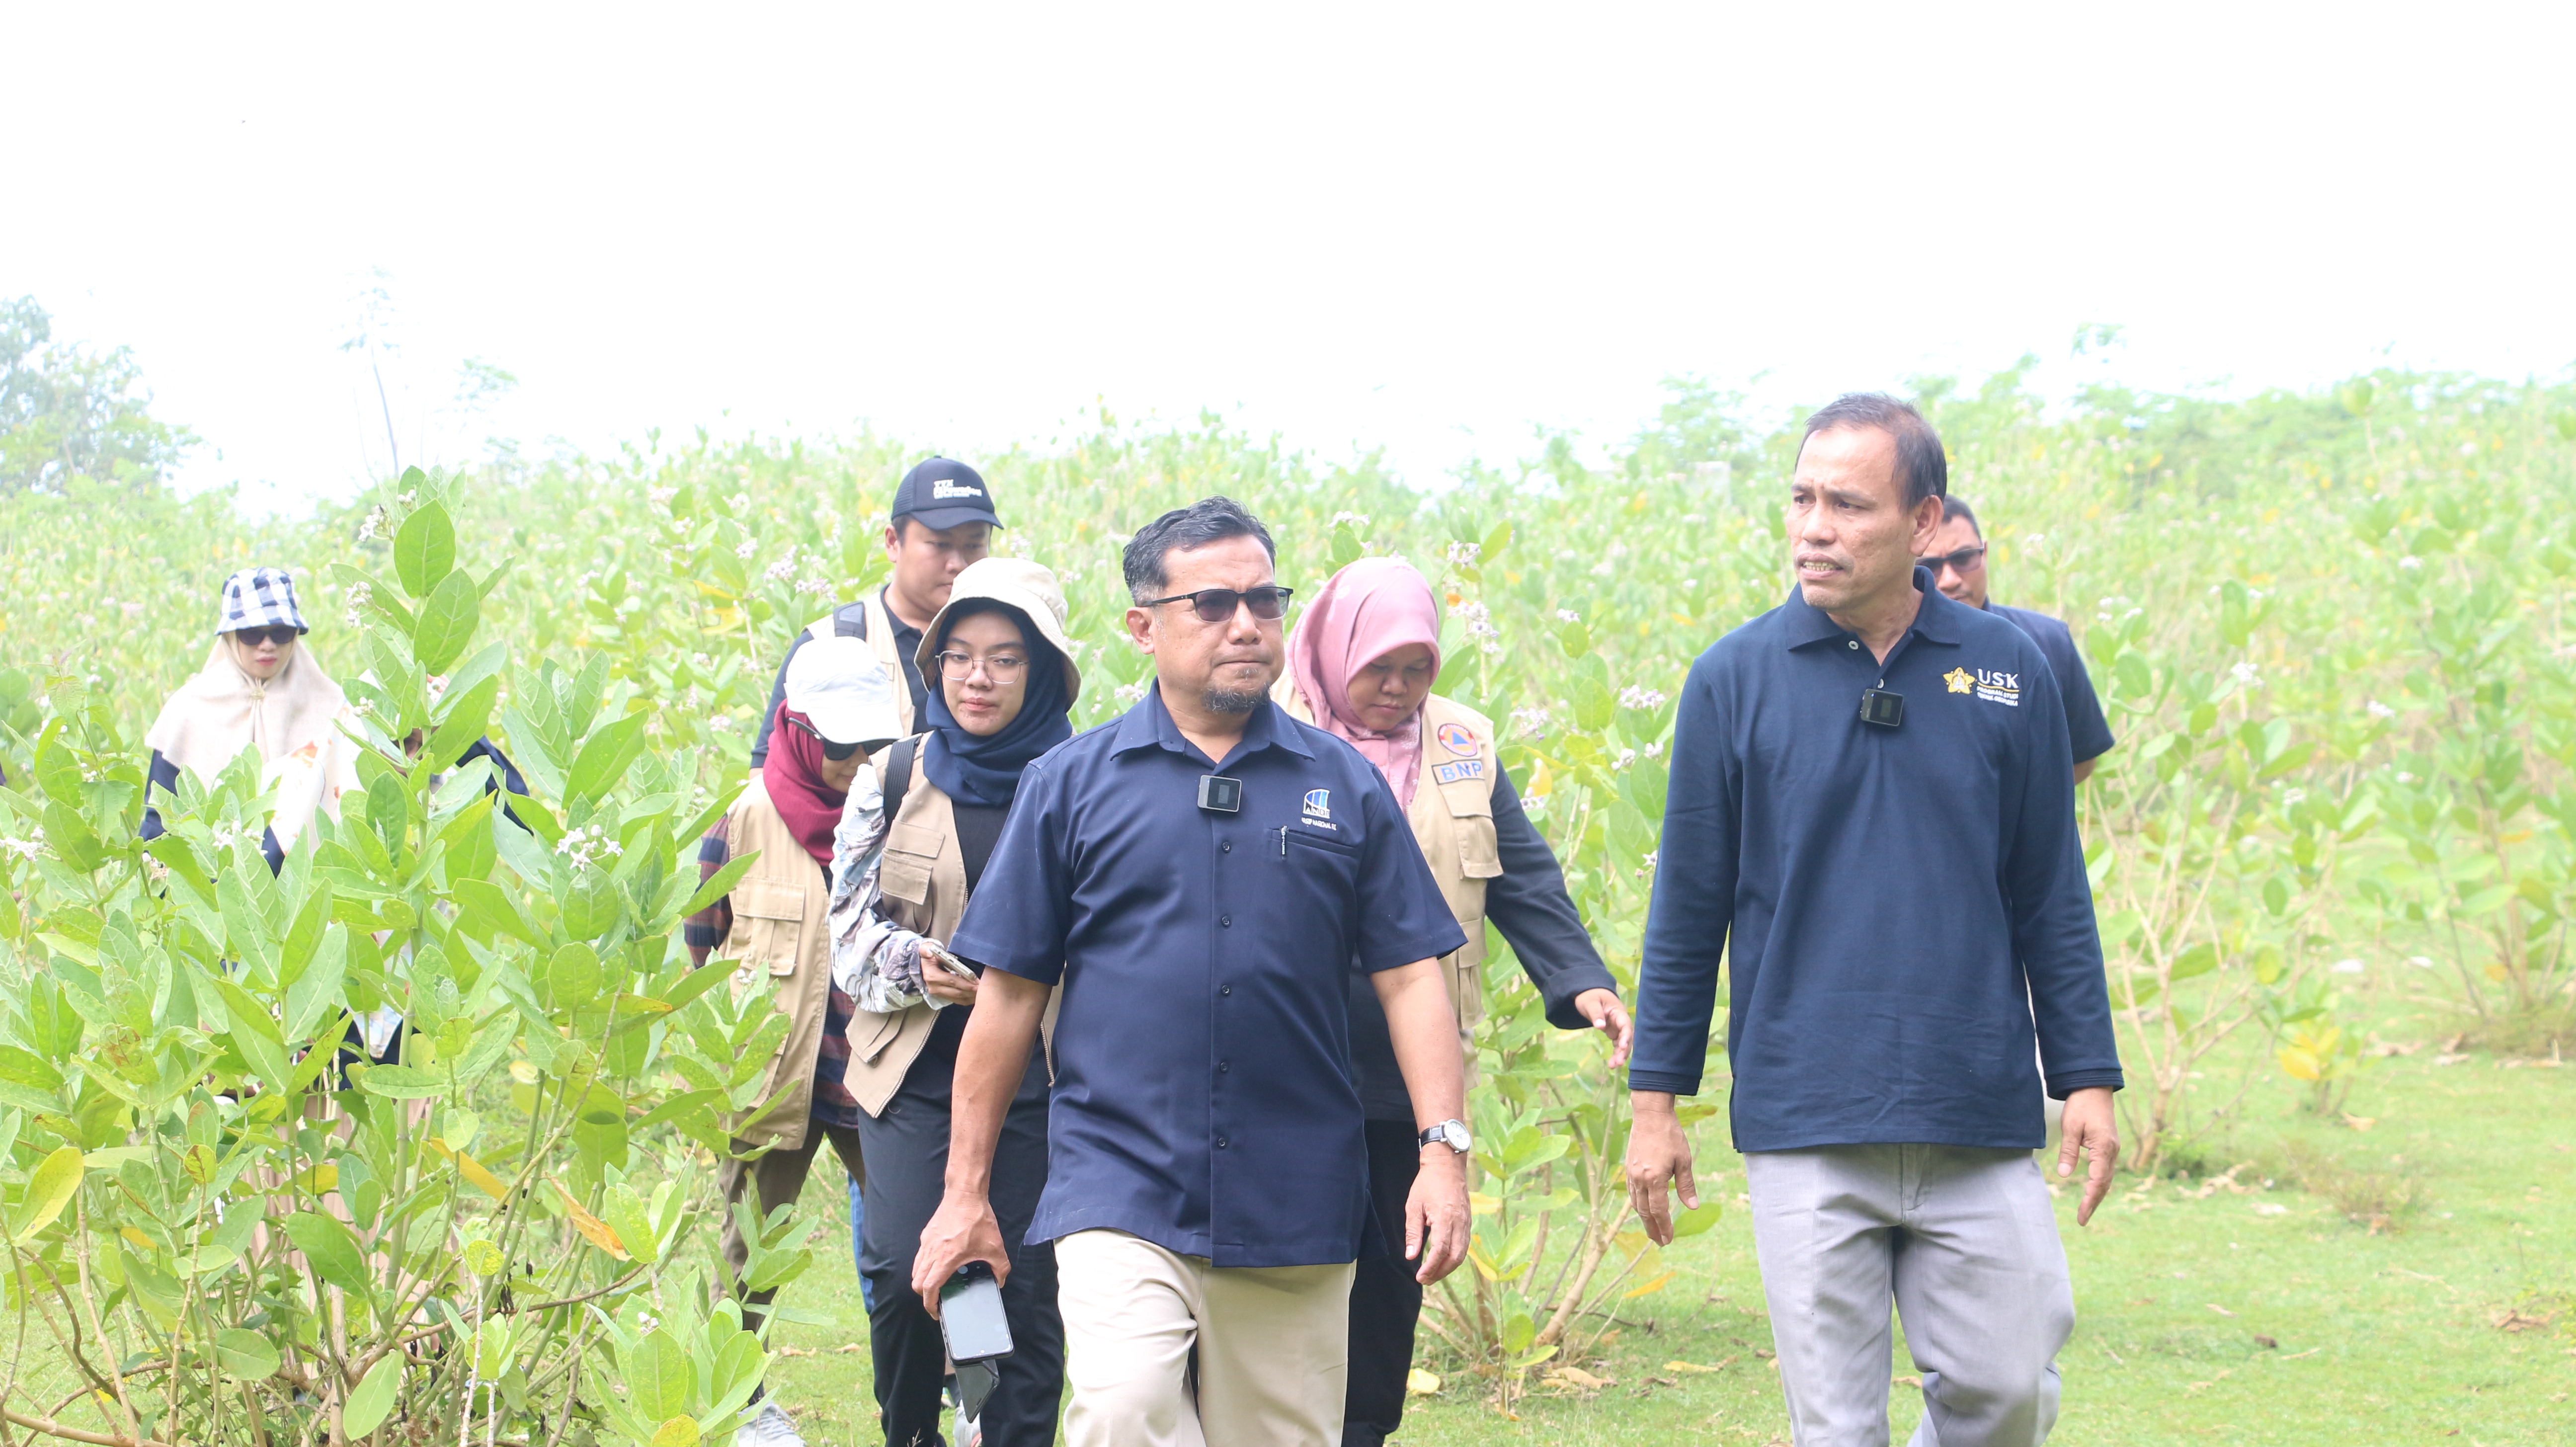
[914, 498, 1471, 1447]
[1626, 396, 2121, 1447]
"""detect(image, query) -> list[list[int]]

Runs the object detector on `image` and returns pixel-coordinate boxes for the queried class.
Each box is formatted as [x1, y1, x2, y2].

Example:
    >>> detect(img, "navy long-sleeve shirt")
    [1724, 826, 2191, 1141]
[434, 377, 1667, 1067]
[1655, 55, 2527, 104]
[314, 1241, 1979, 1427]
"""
[1630, 569, 2122, 1152]
[1346, 763, 1616, 1120]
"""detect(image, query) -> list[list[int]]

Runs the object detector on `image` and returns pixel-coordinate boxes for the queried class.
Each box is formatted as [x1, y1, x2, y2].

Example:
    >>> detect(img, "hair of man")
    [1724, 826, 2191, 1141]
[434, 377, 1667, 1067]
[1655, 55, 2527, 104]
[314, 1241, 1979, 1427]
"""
[1798, 393, 1949, 509]
[1940, 495, 1980, 534]
[1122, 495, 1277, 604]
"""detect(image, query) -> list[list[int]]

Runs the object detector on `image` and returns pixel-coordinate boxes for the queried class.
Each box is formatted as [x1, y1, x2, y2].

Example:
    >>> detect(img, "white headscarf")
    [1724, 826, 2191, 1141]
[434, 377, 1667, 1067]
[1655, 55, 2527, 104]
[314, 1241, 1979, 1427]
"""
[143, 636, 361, 851]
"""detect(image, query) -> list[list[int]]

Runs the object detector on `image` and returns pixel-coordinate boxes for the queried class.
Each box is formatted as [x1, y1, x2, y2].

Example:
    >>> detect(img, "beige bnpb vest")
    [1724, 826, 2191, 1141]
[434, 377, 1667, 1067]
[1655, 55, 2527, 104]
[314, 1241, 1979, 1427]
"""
[842, 741, 1062, 1116]
[713, 778, 840, 1152]
[1274, 686, 1505, 1074]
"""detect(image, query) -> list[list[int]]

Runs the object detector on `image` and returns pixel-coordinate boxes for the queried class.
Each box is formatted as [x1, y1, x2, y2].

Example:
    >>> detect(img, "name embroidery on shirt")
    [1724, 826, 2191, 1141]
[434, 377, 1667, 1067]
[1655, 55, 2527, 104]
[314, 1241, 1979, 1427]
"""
[1434, 759, 1485, 785]
[1971, 668, 2021, 707]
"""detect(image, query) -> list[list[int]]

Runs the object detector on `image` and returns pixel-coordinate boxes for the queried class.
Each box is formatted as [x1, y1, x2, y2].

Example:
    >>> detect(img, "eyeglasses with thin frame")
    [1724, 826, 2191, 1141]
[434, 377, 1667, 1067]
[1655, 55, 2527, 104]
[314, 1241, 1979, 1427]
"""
[787, 713, 864, 761]
[230, 625, 300, 646]
[934, 649, 1030, 683]
[1918, 545, 1988, 575]
[1137, 585, 1294, 624]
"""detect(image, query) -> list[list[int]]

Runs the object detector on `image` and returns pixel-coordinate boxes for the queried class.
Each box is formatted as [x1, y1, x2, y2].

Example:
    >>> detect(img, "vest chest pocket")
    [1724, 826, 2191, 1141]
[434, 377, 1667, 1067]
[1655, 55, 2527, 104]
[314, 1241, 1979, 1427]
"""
[1440, 779, 1504, 880]
[730, 878, 807, 978]
[880, 821, 943, 907]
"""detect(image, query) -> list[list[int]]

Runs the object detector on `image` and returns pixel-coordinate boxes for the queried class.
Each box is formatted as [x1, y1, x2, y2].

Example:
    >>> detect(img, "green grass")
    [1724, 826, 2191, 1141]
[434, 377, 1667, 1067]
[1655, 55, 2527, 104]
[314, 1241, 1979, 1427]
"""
[758, 1046, 2575, 1446]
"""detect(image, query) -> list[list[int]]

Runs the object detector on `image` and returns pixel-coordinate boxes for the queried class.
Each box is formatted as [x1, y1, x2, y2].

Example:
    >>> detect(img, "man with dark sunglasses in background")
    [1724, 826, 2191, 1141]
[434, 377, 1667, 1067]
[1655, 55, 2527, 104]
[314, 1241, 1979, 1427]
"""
[1919, 498, 2115, 783]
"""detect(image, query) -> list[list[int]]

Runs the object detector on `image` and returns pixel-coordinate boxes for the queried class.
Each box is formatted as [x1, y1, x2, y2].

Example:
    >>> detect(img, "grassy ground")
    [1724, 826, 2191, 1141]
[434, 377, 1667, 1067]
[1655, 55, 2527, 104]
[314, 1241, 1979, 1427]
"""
[761, 1046, 2576, 1446]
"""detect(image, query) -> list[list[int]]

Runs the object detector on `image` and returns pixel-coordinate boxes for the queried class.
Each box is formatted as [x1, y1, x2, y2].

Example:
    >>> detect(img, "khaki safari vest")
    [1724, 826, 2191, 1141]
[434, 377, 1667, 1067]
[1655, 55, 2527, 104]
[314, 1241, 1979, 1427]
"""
[805, 591, 917, 739]
[843, 737, 1060, 1117]
[1274, 685, 1505, 1076]
[713, 778, 839, 1152]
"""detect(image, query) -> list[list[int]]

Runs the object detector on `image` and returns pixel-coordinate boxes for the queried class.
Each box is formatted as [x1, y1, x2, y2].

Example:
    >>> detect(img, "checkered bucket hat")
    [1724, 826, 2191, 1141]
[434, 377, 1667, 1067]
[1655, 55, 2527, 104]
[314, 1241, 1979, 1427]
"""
[217, 566, 311, 636]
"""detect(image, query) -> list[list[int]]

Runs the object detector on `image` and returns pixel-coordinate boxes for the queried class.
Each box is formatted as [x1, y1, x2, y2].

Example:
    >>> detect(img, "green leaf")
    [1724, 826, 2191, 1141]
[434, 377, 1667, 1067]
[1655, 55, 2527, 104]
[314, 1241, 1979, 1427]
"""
[393, 502, 456, 599]
[1670, 1201, 1724, 1239]
[652, 1418, 702, 1447]
[283, 1210, 372, 1292]
[565, 709, 652, 808]
[550, 943, 603, 1010]
[679, 850, 762, 922]
[355, 1064, 449, 1099]
[11, 1145, 84, 1242]
[422, 674, 502, 773]
[632, 1328, 694, 1422]
[412, 570, 482, 675]
[343, 1354, 404, 1437]
[217, 1327, 282, 1381]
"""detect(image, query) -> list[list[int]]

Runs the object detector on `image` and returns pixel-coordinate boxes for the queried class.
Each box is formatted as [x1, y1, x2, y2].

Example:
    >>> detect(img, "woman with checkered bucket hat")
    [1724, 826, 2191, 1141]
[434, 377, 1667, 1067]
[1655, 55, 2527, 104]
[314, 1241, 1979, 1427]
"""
[140, 567, 362, 873]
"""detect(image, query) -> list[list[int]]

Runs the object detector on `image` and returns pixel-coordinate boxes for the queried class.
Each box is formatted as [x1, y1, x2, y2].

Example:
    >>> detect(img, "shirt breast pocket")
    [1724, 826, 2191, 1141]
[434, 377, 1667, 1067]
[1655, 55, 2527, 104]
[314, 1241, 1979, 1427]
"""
[729, 878, 806, 978]
[1439, 780, 1503, 881]
[1280, 826, 1363, 912]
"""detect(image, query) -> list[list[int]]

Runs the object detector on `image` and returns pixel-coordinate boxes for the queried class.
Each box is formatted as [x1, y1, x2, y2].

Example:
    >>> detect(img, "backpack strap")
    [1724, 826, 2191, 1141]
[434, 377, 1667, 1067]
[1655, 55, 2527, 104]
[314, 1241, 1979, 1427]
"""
[881, 736, 919, 809]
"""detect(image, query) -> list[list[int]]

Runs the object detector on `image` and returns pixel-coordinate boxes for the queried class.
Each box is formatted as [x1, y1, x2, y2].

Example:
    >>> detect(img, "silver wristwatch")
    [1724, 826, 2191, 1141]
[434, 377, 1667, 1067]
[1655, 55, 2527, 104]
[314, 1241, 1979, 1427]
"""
[1417, 1119, 1471, 1154]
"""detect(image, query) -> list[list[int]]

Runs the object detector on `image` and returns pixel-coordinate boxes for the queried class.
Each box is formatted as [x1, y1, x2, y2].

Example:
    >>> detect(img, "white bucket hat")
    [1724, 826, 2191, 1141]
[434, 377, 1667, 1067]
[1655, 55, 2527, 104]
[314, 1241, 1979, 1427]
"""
[916, 558, 1083, 703]
[785, 635, 905, 750]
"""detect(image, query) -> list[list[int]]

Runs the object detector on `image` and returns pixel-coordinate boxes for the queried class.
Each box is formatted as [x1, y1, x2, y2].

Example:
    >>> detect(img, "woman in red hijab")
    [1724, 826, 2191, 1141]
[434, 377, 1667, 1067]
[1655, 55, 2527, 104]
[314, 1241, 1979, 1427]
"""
[1275, 556, 1636, 1447]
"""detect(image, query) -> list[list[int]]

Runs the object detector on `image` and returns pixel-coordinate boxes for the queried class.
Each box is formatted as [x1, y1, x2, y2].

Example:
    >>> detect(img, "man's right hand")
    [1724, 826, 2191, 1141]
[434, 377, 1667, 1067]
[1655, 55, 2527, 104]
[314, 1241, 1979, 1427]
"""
[1623, 1090, 1700, 1247]
[912, 1191, 1010, 1319]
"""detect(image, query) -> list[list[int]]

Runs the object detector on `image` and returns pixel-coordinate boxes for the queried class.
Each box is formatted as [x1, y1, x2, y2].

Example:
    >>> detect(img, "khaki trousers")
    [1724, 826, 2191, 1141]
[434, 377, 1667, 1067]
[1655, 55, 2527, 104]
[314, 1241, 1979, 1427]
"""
[714, 1123, 866, 1332]
[1055, 1228, 1356, 1447]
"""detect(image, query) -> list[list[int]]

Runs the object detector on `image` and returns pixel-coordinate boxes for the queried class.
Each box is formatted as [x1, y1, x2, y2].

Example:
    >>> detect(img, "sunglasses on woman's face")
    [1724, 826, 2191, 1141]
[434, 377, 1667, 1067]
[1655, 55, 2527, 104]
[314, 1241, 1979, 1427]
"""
[788, 714, 863, 761]
[1137, 584, 1294, 624]
[231, 626, 300, 647]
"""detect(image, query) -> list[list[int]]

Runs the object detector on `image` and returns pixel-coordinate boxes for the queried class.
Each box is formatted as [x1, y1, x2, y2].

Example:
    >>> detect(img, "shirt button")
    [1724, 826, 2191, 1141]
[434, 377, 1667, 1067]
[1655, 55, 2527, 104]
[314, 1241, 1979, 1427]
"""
[1219, 915, 1232, 928]
[1218, 1060, 1231, 1073]
[1216, 1135, 1230, 1149]
[1847, 640, 1858, 649]
[1220, 984, 1232, 996]
[1221, 841, 1232, 853]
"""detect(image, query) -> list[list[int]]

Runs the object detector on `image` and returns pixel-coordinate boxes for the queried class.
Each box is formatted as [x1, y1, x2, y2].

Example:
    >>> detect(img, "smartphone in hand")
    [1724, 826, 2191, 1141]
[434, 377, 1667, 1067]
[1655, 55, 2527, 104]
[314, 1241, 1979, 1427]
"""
[939, 1262, 1013, 1363]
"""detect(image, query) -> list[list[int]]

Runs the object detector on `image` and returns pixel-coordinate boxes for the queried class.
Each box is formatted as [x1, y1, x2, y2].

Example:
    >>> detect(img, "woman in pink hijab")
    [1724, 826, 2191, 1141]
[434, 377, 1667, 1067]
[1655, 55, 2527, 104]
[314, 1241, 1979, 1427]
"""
[1274, 555, 1635, 1447]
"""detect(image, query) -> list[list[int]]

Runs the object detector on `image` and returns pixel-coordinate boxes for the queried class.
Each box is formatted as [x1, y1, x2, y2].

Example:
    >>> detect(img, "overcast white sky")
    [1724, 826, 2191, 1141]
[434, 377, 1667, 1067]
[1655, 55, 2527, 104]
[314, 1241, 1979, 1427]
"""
[7, 3, 2573, 512]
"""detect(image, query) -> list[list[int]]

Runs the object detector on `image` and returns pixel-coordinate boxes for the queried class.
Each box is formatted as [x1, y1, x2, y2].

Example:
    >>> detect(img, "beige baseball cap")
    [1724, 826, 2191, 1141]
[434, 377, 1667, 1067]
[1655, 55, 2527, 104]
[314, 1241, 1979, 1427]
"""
[915, 557, 1083, 703]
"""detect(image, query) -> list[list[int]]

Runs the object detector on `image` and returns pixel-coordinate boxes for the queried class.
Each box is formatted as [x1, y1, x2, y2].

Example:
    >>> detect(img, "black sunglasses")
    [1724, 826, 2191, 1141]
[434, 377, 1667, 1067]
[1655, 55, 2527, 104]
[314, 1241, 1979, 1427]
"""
[787, 714, 863, 761]
[1138, 585, 1294, 624]
[1919, 545, 1988, 575]
[230, 625, 301, 646]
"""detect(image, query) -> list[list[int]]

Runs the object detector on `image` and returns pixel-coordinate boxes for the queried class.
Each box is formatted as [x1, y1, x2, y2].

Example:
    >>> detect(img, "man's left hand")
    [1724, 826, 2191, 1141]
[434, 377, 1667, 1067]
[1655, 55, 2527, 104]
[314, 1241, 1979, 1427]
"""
[1571, 988, 1633, 1070]
[1405, 1147, 1471, 1285]
[2058, 1086, 2119, 1226]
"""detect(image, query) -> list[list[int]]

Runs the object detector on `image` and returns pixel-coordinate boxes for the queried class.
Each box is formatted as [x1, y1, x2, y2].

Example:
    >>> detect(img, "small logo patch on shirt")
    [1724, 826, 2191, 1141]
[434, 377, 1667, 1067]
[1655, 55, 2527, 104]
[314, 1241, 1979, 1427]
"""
[1435, 722, 1478, 756]
[1434, 759, 1485, 785]
[1303, 788, 1332, 820]
[1943, 667, 1973, 695]
[1972, 669, 2021, 707]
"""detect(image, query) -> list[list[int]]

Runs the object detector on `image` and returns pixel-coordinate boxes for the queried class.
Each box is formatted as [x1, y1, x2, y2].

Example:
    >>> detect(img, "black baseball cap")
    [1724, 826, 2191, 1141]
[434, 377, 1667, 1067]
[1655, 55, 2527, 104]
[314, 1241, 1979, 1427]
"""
[890, 457, 1004, 533]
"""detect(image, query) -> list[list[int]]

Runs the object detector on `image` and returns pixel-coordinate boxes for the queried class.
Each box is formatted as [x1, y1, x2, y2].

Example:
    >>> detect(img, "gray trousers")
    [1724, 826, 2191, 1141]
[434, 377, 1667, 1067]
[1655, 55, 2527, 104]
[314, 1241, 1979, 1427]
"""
[1744, 1145, 2073, 1447]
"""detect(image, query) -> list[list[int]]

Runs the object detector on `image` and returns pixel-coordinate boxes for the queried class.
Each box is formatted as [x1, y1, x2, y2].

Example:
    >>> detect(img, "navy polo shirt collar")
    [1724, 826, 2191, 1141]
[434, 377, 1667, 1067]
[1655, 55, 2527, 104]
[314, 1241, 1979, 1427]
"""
[1779, 565, 1963, 651]
[1111, 681, 1314, 763]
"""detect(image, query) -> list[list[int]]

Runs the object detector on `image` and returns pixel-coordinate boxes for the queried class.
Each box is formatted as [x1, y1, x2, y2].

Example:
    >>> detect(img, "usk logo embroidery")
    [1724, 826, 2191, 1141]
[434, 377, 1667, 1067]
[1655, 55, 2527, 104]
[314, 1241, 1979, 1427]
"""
[1302, 789, 1332, 820]
[1971, 668, 2021, 707]
[1436, 722, 1478, 756]
[1943, 667, 1973, 695]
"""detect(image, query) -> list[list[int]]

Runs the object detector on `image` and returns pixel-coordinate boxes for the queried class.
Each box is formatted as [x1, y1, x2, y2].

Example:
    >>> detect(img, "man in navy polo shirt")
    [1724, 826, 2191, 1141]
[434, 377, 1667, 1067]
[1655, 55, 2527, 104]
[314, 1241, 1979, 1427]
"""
[914, 497, 1473, 1447]
[1917, 496, 2116, 783]
[1625, 395, 2123, 1447]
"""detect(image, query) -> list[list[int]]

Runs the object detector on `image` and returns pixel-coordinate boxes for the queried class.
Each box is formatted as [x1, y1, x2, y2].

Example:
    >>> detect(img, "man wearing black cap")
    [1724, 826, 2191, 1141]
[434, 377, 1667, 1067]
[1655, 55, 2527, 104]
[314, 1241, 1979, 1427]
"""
[749, 457, 1002, 772]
